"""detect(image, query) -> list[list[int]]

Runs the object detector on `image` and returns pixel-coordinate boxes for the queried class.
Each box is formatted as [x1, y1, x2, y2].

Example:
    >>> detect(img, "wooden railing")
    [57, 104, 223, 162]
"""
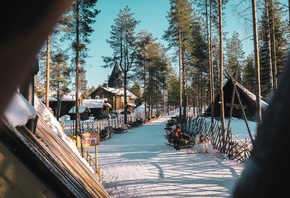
[61, 112, 147, 135]
[184, 116, 253, 163]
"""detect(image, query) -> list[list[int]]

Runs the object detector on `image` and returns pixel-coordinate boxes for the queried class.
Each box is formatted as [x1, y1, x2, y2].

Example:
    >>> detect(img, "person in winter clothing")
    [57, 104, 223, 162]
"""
[172, 125, 182, 150]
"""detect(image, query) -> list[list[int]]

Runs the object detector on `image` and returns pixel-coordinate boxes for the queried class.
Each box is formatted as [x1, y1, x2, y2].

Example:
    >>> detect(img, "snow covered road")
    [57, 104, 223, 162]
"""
[93, 115, 245, 198]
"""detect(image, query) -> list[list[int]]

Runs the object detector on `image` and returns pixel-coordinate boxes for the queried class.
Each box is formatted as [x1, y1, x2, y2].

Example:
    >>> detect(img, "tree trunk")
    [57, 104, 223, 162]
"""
[178, 25, 182, 123]
[124, 71, 128, 124]
[75, 0, 82, 154]
[45, 37, 50, 108]
[252, 0, 262, 125]
[208, 0, 215, 133]
[265, 0, 274, 91]
[182, 45, 187, 122]
[143, 58, 147, 119]
[270, 0, 277, 91]
[219, 0, 226, 152]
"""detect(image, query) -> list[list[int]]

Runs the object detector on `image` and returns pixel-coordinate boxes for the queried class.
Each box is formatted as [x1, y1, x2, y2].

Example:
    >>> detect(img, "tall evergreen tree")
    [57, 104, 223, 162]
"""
[134, 30, 159, 118]
[188, 10, 208, 114]
[167, 71, 180, 108]
[224, 31, 245, 82]
[130, 83, 142, 106]
[37, 14, 69, 108]
[50, 52, 71, 119]
[134, 30, 170, 117]
[61, 0, 99, 92]
[62, 0, 99, 147]
[145, 43, 169, 117]
[242, 53, 256, 94]
[102, 6, 139, 124]
[259, 0, 288, 98]
[163, 0, 194, 122]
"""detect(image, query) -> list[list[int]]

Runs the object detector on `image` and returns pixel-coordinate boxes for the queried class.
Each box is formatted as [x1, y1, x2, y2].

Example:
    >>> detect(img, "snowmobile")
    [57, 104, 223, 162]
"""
[164, 130, 195, 149]
[165, 117, 177, 128]
[112, 124, 129, 134]
[100, 126, 113, 141]
[129, 118, 144, 127]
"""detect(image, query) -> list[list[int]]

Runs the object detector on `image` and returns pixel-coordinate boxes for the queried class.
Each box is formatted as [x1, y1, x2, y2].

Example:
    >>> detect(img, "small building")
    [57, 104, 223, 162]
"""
[89, 86, 137, 112]
[41, 91, 84, 119]
[81, 98, 112, 119]
[68, 106, 91, 120]
[204, 77, 268, 121]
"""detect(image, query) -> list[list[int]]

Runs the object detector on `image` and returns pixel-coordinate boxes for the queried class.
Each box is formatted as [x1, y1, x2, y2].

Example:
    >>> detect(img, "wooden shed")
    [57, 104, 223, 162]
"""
[68, 105, 91, 120]
[204, 78, 268, 121]
[81, 98, 112, 119]
[89, 86, 137, 111]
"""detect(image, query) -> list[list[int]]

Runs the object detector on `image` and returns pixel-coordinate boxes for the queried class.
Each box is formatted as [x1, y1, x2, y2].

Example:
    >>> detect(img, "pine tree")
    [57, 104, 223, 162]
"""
[224, 31, 245, 82]
[242, 53, 256, 94]
[102, 6, 139, 124]
[50, 52, 71, 119]
[134, 30, 152, 118]
[130, 83, 142, 106]
[188, 10, 208, 114]
[163, 0, 194, 122]
[145, 43, 169, 117]
[134, 29, 170, 118]
[61, 0, 99, 148]
[167, 72, 180, 108]
[259, 0, 288, 98]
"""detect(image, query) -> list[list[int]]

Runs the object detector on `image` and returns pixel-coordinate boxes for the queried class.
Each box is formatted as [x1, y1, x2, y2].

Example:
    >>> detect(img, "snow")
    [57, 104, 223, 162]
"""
[3, 92, 253, 197]
[92, 115, 247, 198]
[4, 92, 37, 127]
[34, 95, 97, 173]
[4, 91, 96, 174]
[206, 116, 257, 141]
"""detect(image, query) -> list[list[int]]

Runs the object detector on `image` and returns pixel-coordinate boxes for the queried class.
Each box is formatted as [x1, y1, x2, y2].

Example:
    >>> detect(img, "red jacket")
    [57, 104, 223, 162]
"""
[172, 128, 181, 137]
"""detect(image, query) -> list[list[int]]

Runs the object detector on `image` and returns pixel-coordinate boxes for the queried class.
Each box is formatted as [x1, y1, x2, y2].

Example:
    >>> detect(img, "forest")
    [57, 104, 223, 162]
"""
[35, 0, 290, 126]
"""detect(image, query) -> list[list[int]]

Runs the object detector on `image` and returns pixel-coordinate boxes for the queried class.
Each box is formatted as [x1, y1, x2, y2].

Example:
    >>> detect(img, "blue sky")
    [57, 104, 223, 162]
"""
[85, 0, 289, 88]
[86, 0, 171, 88]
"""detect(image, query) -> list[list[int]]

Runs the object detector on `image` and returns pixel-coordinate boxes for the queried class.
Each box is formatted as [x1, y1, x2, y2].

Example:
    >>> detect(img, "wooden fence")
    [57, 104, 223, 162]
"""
[62, 110, 252, 170]
[61, 111, 164, 176]
[183, 116, 253, 163]
[61, 113, 146, 136]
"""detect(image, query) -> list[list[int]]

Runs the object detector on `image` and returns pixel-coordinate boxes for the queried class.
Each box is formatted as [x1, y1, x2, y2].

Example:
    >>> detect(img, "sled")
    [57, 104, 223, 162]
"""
[164, 132, 195, 149]
[112, 128, 128, 134]
[100, 126, 113, 141]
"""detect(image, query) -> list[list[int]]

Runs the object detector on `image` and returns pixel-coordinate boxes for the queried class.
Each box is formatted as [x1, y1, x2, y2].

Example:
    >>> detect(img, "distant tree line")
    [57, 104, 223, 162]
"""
[35, 0, 290, 125]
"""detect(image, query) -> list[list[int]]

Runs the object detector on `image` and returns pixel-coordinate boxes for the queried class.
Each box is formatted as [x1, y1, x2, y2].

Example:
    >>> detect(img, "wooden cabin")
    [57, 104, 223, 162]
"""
[89, 86, 137, 112]
[68, 105, 91, 120]
[204, 78, 268, 121]
[81, 98, 112, 119]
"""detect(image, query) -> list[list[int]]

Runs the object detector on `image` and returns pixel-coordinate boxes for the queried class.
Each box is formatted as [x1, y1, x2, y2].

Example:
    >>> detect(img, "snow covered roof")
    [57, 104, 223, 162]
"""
[127, 103, 136, 107]
[101, 87, 138, 99]
[62, 91, 83, 101]
[1, 92, 110, 197]
[205, 78, 269, 121]
[82, 98, 111, 109]
[40, 91, 84, 102]
[235, 80, 268, 109]
[68, 106, 91, 113]
[4, 92, 37, 127]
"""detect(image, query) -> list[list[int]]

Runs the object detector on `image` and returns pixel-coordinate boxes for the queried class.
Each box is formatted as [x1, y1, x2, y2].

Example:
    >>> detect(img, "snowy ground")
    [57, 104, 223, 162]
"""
[89, 115, 245, 198]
